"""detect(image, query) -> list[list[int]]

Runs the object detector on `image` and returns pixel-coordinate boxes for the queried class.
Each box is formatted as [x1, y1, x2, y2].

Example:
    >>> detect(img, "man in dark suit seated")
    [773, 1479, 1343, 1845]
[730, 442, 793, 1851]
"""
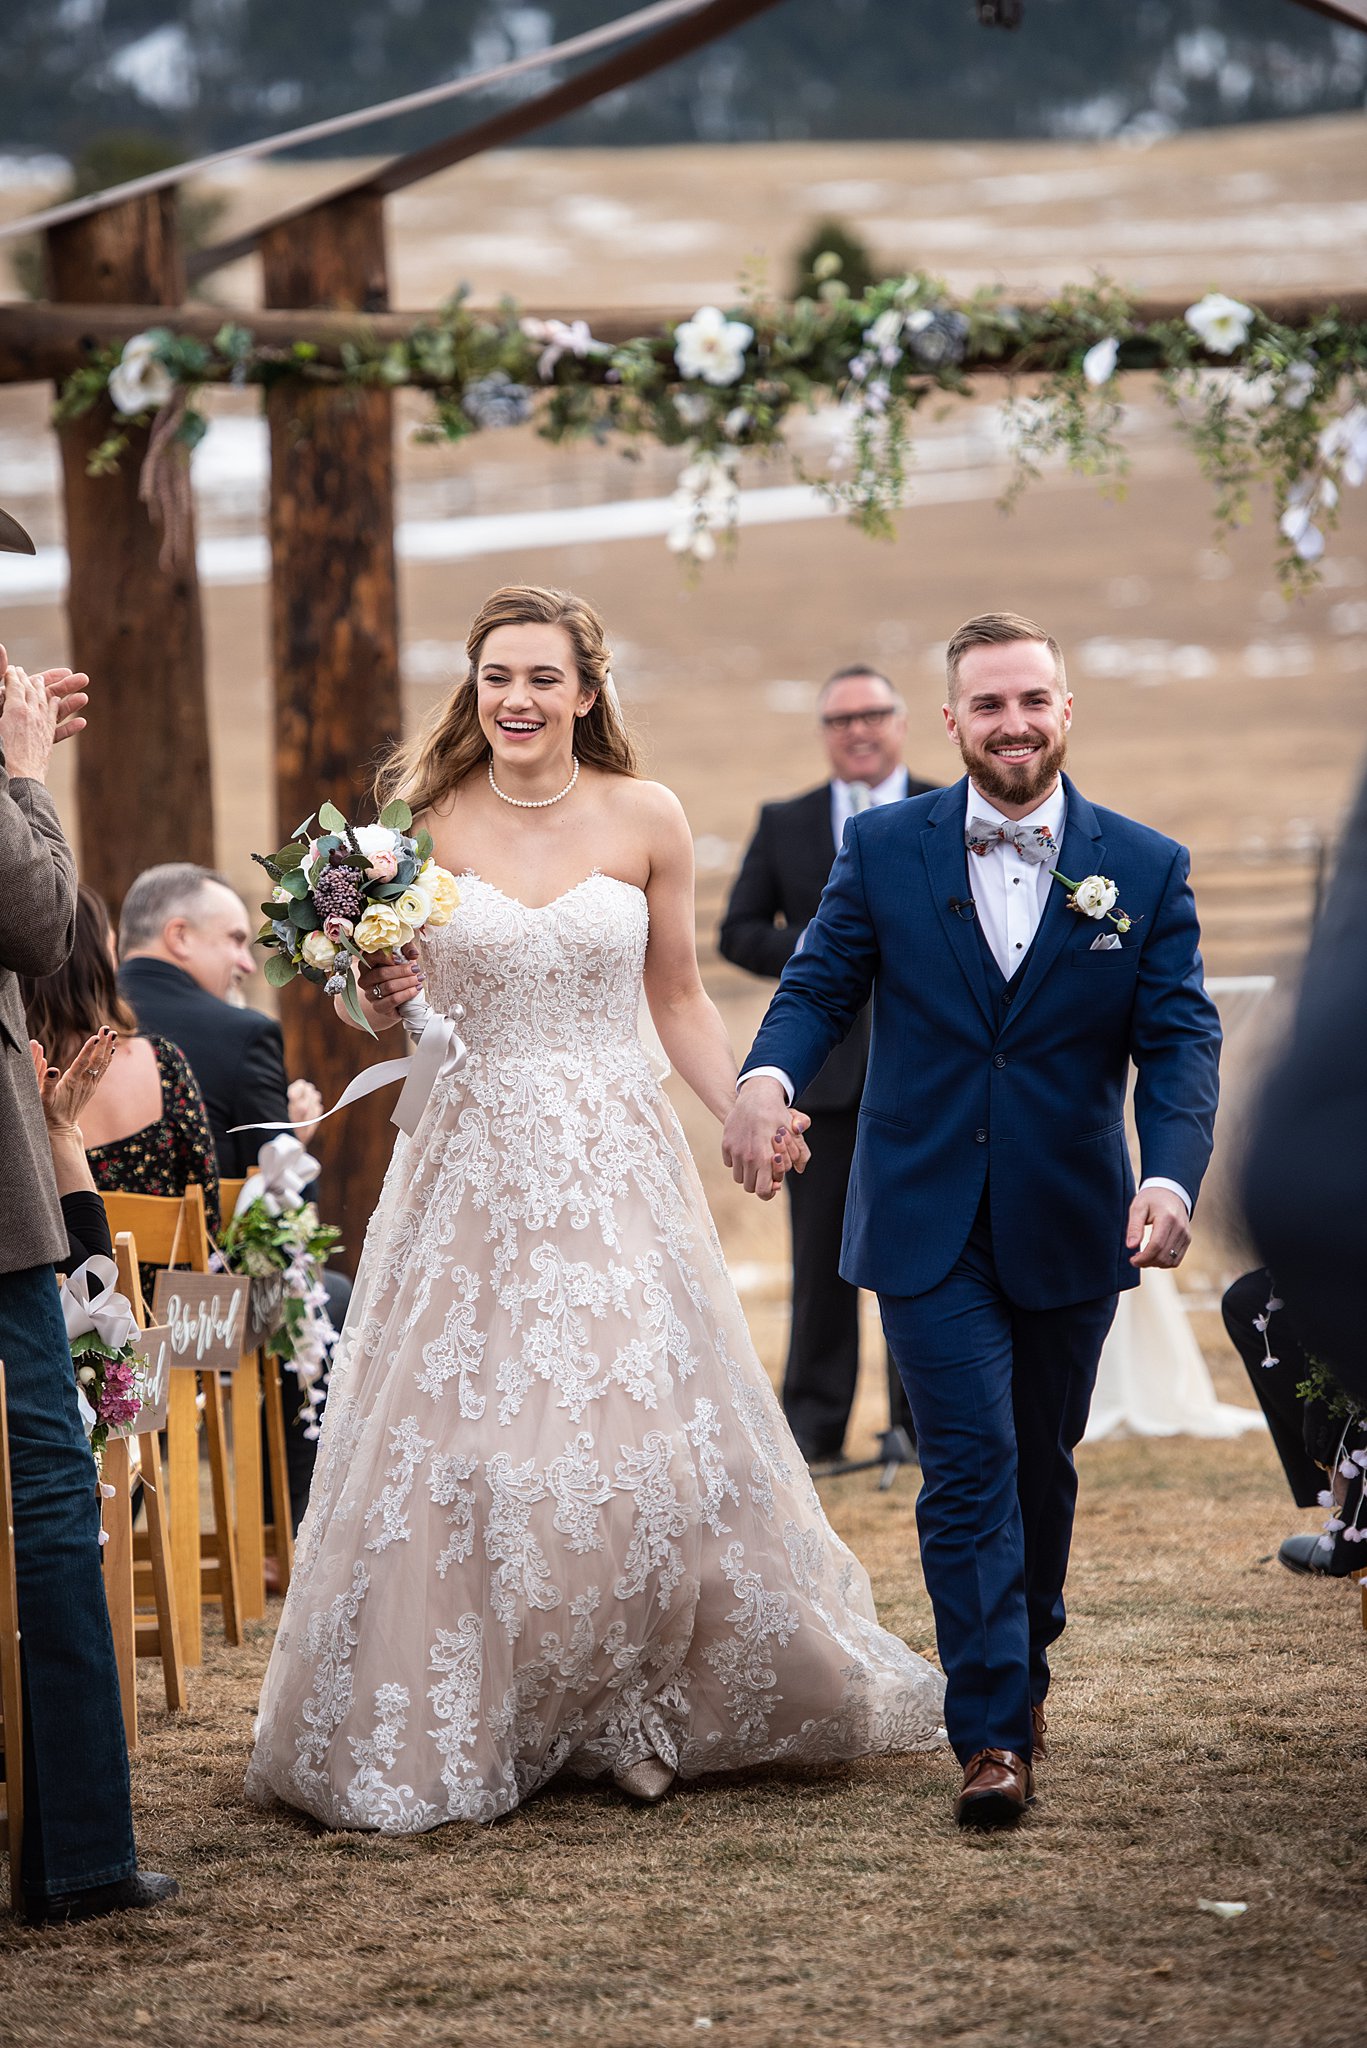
[116, 862, 347, 1532]
[719, 665, 936, 1464]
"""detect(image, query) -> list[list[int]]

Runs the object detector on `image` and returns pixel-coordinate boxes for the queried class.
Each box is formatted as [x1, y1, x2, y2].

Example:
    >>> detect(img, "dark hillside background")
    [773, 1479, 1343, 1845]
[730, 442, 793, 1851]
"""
[3, 1, 1364, 164]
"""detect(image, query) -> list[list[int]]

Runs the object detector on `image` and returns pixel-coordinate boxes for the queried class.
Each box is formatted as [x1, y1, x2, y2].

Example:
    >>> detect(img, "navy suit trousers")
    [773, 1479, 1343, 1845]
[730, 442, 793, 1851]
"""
[879, 1199, 1116, 1763]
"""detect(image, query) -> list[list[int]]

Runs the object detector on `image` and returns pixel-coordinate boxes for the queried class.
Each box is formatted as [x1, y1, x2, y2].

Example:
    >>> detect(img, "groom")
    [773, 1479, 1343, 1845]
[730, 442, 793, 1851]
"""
[723, 612, 1220, 1828]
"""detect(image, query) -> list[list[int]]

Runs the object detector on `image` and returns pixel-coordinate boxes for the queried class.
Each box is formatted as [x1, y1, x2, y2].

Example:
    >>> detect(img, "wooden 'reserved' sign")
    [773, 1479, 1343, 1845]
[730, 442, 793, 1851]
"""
[149, 1272, 250, 1375]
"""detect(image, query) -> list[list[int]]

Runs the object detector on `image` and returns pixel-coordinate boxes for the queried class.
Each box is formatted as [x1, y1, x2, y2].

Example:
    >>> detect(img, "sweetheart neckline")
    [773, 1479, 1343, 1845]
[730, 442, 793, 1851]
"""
[455, 869, 647, 914]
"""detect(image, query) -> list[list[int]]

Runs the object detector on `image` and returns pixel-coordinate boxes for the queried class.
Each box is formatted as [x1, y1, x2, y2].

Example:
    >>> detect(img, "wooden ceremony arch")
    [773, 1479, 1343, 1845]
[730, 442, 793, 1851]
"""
[0, 0, 1361, 1240]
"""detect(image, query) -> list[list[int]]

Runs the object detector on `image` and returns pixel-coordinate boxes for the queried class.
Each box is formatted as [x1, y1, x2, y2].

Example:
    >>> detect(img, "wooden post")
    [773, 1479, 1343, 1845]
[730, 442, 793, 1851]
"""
[261, 195, 403, 1255]
[45, 193, 213, 898]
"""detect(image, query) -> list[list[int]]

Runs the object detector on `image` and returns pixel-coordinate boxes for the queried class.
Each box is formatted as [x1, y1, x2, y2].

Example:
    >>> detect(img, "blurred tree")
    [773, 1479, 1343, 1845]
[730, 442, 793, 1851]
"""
[9, 132, 227, 299]
[790, 218, 878, 302]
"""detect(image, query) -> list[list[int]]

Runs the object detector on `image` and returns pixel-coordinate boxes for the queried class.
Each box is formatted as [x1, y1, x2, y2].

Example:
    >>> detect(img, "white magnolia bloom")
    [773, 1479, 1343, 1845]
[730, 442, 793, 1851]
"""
[1072, 874, 1119, 919]
[1319, 404, 1367, 490]
[1082, 337, 1120, 388]
[673, 306, 754, 387]
[866, 308, 904, 364]
[1184, 292, 1254, 355]
[108, 332, 175, 416]
[1281, 358, 1316, 411]
[1279, 495, 1325, 563]
[301, 930, 338, 971]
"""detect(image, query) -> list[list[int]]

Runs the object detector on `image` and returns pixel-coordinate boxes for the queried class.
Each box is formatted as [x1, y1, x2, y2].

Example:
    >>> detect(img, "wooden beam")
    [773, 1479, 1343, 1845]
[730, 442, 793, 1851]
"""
[262, 194, 404, 1263]
[44, 196, 214, 900]
[3, 291, 1364, 389]
[1284, 0, 1367, 31]
[188, 0, 789, 283]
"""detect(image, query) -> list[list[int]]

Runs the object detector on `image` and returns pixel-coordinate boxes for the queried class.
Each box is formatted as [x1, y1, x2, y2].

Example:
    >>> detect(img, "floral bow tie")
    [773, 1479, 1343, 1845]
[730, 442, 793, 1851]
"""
[965, 817, 1058, 864]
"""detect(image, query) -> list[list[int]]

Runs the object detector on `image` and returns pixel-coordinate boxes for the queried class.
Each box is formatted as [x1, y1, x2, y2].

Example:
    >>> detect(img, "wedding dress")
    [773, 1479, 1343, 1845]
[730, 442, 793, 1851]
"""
[247, 872, 944, 1831]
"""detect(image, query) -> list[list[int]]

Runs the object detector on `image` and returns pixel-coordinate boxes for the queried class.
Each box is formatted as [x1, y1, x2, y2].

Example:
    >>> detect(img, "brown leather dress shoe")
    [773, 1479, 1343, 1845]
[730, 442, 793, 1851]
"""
[954, 1749, 1034, 1829]
[1031, 1703, 1048, 1762]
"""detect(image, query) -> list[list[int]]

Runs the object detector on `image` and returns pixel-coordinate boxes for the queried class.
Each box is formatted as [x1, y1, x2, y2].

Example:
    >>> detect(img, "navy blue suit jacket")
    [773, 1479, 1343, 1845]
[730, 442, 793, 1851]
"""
[741, 775, 1221, 1309]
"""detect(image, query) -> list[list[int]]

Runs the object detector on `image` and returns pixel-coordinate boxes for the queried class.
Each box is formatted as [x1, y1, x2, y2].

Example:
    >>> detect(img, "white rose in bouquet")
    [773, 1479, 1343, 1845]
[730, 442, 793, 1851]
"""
[394, 882, 435, 930]
[354, 904, 408, 953]
[421, 864, 462, 928]
[301, 930, 338, 970]
[1072, 874, 1119, 919]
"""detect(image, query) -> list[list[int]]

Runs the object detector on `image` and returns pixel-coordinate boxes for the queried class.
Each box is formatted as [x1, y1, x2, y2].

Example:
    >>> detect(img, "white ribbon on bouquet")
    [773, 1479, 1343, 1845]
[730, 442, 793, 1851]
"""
[229, 995, 466, 1143]
[60, 1254, 142, 1437]
[234, 1134, 321, 1217]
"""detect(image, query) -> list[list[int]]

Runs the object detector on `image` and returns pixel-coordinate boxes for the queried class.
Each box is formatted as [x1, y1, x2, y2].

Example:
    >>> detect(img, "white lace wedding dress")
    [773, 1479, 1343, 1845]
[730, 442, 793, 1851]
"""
[246, 872, 944, 1831]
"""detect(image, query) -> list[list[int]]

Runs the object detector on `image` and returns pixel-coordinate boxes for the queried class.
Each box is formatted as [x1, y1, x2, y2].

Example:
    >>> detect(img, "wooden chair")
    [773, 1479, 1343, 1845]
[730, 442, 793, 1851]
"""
[100, 1187, 240, 1665]
[221, 1177, 294, 1606]
[0, 1361, 24, 1914]
[98, 1232, 185, 1748]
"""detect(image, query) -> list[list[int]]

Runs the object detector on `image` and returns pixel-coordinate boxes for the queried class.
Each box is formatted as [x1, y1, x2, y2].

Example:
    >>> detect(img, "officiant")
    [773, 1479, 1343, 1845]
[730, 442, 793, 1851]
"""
[719, 665, 935, 1465]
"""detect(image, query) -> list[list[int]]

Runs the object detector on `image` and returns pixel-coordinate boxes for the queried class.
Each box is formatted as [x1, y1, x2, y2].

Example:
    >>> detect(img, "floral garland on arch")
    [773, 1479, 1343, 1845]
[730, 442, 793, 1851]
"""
[52, 270, 1367, 589]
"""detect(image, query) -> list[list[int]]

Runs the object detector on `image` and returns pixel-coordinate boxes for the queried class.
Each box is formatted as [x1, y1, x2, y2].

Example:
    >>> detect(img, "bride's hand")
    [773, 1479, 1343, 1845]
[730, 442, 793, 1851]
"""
[772, 1109, 811, 1180]
[356, 943, 423, 1030]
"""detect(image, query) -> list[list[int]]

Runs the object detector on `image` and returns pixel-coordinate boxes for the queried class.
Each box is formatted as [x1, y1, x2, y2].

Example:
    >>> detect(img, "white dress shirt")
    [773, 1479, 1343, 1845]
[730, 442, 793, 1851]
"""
[740, 773, 1191, 1217]
[967, 781, 1067, 981]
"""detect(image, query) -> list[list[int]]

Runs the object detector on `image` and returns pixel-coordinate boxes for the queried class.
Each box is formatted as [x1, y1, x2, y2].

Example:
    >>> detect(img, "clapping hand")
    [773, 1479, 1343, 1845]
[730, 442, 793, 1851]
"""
[30, 1028, 117, 1136]
[287, 1078, 325, 1140]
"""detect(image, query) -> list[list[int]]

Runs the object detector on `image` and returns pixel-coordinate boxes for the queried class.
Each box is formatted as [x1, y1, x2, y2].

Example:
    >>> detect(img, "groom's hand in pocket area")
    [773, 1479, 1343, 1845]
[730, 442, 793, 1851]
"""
[722, 1077, 802, 1201]
[1126, 1185, 1191, 1269]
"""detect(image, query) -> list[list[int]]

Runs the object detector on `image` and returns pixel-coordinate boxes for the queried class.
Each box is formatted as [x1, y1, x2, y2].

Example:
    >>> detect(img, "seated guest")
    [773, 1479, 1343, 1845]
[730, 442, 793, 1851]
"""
[22, 885, 220, 1269]
[117, 862, 346, 1534]
[115, 863, 290, 1175]
[1222, 1269, 1365, 1577]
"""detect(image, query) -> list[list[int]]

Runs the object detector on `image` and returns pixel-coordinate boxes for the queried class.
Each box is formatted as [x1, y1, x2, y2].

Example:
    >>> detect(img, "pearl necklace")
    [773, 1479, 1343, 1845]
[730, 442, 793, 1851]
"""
[488, 756, 580, 809]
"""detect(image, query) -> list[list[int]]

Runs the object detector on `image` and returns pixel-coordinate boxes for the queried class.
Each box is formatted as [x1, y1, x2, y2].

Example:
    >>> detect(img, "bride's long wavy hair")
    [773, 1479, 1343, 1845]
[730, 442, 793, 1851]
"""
[374, 585, 638, 817]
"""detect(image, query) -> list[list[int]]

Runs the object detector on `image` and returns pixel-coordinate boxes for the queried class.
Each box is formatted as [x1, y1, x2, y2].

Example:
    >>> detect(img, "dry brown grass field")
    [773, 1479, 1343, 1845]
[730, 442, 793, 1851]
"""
[1, 118, 1366, 2043]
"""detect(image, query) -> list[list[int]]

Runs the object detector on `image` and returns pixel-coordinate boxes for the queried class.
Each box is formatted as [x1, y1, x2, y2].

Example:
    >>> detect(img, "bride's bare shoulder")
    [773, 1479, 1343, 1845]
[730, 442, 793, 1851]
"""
[601, 774, 690, 851]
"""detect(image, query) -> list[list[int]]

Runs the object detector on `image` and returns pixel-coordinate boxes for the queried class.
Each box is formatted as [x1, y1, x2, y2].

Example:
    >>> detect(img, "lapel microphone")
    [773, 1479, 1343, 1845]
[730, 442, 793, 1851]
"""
[947, 896, 978, 921]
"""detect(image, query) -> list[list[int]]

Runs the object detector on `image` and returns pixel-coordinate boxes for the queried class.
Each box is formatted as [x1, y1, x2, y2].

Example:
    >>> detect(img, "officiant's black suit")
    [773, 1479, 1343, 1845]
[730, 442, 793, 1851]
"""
[720, 773, 934, 1458]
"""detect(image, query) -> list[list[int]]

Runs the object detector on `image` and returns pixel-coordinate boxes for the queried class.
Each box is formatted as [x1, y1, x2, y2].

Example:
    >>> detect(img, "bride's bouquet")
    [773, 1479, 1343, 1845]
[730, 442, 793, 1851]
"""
[254, 799, 460, 1035]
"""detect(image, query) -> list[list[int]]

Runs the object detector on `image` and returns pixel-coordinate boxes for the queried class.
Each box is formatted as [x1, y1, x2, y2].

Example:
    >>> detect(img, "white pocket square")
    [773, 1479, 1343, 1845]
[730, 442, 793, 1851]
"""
[1090, 932, 1123, 952]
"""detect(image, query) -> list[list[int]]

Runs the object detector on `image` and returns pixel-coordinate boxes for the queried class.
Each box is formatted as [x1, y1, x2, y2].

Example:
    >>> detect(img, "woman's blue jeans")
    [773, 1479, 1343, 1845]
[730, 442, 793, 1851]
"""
[0, 1262, 136, 1899]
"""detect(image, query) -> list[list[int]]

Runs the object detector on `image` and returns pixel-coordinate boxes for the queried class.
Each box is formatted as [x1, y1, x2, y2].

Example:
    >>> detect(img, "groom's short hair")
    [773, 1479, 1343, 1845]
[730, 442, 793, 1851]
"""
[945, 614, 1066, 701]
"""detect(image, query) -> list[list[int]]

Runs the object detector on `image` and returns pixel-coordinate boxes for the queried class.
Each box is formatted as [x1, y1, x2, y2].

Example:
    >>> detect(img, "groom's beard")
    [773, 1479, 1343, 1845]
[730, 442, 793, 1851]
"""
[958, 727, 1068, 809]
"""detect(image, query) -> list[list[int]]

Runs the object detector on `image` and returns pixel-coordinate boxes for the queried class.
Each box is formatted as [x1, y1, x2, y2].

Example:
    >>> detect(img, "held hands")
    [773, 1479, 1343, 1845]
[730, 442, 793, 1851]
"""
[355, 942, 424, 1030]
[721, 1076, 810, 1201]
[1126, 1185, 1191, 1269]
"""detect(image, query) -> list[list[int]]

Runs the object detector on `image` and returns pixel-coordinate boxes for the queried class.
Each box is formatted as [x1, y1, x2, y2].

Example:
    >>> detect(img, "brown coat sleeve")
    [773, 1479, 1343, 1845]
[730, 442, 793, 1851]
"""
[0, 743, 78, 1273]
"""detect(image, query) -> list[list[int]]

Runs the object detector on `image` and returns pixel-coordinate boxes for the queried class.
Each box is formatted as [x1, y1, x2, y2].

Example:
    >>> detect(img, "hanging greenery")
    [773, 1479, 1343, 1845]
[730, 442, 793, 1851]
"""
[52, 263, 1367, 590]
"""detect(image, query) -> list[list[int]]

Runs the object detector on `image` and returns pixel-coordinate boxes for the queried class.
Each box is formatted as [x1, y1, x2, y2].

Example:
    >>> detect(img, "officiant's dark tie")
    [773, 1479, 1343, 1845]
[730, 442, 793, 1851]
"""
[965, 817, 1057, 864]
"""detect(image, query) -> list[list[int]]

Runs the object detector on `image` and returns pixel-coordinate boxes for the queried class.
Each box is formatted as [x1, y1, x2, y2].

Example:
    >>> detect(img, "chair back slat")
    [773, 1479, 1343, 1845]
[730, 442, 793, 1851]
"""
[100, 1185, 212, 1273]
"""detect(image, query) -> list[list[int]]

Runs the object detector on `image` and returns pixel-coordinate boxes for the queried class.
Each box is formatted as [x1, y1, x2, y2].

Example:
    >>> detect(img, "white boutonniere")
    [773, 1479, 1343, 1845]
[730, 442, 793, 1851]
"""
[1050, 868, 1135, 936]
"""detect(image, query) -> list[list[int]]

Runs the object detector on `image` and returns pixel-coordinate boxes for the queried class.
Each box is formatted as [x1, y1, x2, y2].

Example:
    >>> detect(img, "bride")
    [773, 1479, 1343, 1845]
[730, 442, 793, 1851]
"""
[246, 584, 944, 1831]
